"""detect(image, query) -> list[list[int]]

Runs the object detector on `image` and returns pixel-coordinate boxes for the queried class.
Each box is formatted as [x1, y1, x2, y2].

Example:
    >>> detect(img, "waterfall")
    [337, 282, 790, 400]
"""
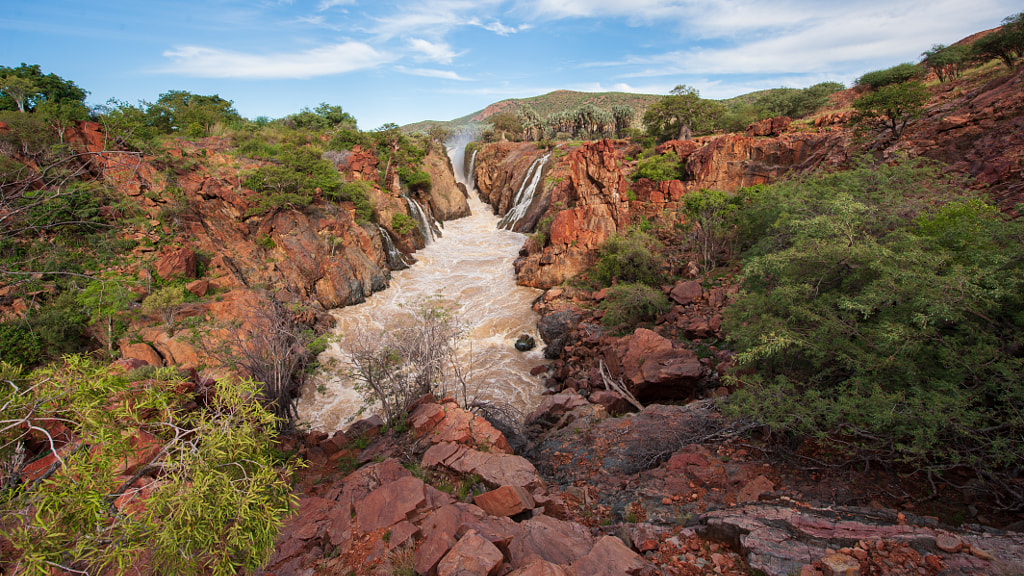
[497, 153, 551, 230]
[466, 149, 478, 191]
[377, 225, 410, 270]
[405, 196, 438, 244]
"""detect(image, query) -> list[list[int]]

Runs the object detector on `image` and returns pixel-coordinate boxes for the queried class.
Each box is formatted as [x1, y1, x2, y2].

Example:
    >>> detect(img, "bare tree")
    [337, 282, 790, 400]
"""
[346, 295, 468, 427]
[201, 294, 320, 425]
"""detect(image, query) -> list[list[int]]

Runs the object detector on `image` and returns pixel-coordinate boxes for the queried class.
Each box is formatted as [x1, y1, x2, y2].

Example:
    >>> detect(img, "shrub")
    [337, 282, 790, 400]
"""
[722, 159, 1024, 505]
[593, 229, 666, 287]
[971, 13, 1024, 69]
[683, 189, 736, 271]
[391, 213, 418, 235]
[1, 357, 295, 575]
[327, 180, 374, 223]
[921, 44, 971, 82]
[400, 168, 432, 193]
[853, 80, 929, 139]
[600, 283, 672, 328]
[856, 63, 926, 88]
[630, 153, 683, 182]
[0, 321, 42, 368]
[141, 285, 187, 332]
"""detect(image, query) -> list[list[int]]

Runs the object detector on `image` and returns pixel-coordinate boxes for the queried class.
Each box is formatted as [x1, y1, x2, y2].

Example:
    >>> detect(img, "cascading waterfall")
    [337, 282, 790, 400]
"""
[497, 153, 551, 230]
[466, 149, 478, 190]
[377, 225, 410, 270]
[404, 196, 437, 244]
[297, 141, 546, 432]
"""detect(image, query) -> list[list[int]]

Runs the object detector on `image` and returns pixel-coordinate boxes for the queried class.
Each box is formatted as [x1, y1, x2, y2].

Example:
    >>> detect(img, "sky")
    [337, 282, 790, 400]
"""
[1, 1, 1019, 129]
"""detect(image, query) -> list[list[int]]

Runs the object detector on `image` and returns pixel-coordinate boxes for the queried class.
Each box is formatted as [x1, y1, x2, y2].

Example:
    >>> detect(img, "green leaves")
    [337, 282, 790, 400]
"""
[2, 357, 294, 575]
[853, 80, 929, 139]
[723, 159, 1024, 491]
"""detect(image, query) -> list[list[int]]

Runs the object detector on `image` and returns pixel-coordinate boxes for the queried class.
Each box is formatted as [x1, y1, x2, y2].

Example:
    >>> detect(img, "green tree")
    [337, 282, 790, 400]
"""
[288, 102, 357, 132]
[1, 357, 295, 575]
[856, 63, 926, 89]
[0, 75, 36, 113]
[972, 13, 1024, 69]
[683, 189, 735, 271]
[516, 104, 542, 141]
[921, 44, 970, 82]
[0, 64, 88, 113]
[611, 104, 635, 138]
[642, 85, 727, 143]
[148, 90, 241, 136]
[488, 112, 524, 141]
[853, 80, 929, 139]
[723, 159, 1024, 504]
[141, 285, 187, 333]
[593, 228, 666, 287]
[426, 123, 452, 153]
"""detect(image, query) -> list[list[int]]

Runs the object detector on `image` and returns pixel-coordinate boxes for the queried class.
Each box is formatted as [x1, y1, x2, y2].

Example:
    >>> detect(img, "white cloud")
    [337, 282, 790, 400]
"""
[317, 0, 354, 10]
[161, 43, 396, 78]
[408, 38, 460, 64]
[396, 66, 471, 81]
[466, 18, 529, 36]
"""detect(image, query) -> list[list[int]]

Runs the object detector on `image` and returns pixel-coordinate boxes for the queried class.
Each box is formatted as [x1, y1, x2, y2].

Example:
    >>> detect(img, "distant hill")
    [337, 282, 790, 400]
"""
[403, 90, 663, 134]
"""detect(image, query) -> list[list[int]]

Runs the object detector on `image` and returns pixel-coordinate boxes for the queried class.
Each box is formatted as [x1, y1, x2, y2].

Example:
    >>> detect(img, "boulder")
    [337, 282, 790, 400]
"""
[669, 280, 703, 305]
[410, 399, 512, 453]
[154, 247, 197, 280]
[538, 310, 583, 359]
[507, 515, 594, 567]
[568, 535, 653, 576]
[602, 328, 704, 401]
[119, 342, 164, 367]
[437, 529, 504, 576]
[422, 442, 543, 491]
[354, 475, 426, 532]
[415, 531, 456, 576]
[473, 485, 536, 517]
[524, 391, 590, 425]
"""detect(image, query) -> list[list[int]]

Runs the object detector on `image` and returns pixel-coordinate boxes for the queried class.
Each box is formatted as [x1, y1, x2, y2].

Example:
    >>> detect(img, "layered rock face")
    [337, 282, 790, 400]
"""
[56, 122, 466, 369]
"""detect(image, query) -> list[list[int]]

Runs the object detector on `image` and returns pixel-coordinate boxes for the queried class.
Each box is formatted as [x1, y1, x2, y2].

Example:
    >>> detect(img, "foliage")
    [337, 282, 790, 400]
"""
[853, 81, 929, 139]
[147, 90, 243, 136]
[0, 357, 295, 575]
[611, 104, 635, 138]
[856, 63, 926, 89]
[425, 124, 452, 153]
[753, 82, 845, 119]
[76, 275, 133, 351]
[0, 64, 88, 114]
[141, 285, 187, 332]
[244, 145, 343, 216]
[347, 295, 468, 427]
[600, 283, 672, 328]
[326, 180, 375, 223]
[683, 189, 736, 271]
[391, 213, 418, 235]
[593, 229, 666, 287]
[488, 112, 524, 141]
[722, 159, 1024, 502]
[94, 99, 160, 152]
[921, 44, 971, 82]
[971, 13, 1024, 69]
[399, 167, 432, 193]
[642, 85, 727, 143]
[630, 153, 683, 182]
[0, 321, 42, 368]
[285, 102, 357, 132]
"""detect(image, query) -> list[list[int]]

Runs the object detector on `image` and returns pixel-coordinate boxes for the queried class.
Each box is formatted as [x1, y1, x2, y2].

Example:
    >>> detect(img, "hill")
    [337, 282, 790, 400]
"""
[403, 90, 662, 133]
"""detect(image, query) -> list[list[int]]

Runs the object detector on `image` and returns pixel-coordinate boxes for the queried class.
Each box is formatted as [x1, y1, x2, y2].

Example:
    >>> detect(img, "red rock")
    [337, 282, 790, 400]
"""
[602, 328, 703, 401]
[437, 529, 503, 576]
[185, 279, 209, 297]
[473, 485, 536, 517]
[588, 389, 630, 415]
[569, 535, 653, 576]
[119, 342, 164, 367]
[670, 280, 703, 305]
[154, 247, 197, 280]
[935, 533, 962, 553]
[737, 474, 775, 504]
[820, 553, 859, 576]
[355, 476, 426, 532]
[388, 520, 420, 550]
[415, 531, 456, 576]
[505, 560, 569, 576]
[412, 400, 512, 453]
[507, 515, 594, 567]
[423, 442, 544, 490]
[524, 391, 589, 424]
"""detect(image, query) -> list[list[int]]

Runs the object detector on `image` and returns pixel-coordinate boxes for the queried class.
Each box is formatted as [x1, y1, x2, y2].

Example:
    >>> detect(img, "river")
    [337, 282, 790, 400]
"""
[295, 144, 547, 432]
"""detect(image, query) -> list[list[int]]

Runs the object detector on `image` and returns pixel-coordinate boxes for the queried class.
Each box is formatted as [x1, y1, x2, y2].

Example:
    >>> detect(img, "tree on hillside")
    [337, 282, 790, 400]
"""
[488, 112, 524, 141]
[921, 44, 970, 82]
[853, 80, 929, 139]
[0, 76, 35, 113]
[642, 85, 726, 143]
[517, 104, 543, 141]
[425, 123, 452, 154]
[0, 64, 88, 114]
[287, 102, 357, 132]
[972, 12, 1024, 69]
[147, 90, 241, 136]
[611, 104, 634, 138]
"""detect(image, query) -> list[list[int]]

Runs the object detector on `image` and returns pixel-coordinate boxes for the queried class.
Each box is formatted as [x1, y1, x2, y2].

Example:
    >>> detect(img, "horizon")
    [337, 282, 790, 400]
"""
[2, 1, 1019, 129]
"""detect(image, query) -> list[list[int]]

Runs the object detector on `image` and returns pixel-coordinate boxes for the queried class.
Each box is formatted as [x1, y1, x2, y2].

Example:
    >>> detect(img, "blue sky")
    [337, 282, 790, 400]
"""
[2, 1, 1018, 129]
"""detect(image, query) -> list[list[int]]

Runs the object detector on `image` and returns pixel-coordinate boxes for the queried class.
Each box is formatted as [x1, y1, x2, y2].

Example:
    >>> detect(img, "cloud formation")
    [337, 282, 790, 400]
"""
[161, 43, 396, 79]
[408, 38, 460, 64]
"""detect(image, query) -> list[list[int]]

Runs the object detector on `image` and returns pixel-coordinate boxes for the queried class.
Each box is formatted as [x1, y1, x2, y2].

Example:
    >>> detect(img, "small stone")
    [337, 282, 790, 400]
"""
[515, 334, 536, 352]
[935, 533, 962, 553]
[821, 553, 860, 576]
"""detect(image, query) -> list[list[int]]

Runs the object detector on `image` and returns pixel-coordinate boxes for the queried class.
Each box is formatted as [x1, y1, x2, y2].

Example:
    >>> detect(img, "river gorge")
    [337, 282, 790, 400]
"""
[295, 144, 547, 431]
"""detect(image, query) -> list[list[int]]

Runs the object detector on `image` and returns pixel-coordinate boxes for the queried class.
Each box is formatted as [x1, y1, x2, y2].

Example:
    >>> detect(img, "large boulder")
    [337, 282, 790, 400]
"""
[602, 328, 705, 401]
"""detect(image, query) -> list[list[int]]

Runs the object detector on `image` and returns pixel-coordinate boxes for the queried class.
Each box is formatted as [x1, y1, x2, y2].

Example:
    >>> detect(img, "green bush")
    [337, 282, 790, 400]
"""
[1, 357, 295, 575]
[630, 153, 683, 182]
[593, 229, 666, 287]
[327, 180, 375, 223]
[853, 81, 929, 139]
[921, 44, 971, 82]
[722, 159, 1024, 499]
[856, 63, 925, 89]
[971, 12, 1024, 69]
[600, 283, 672, 328]
[0, 321, 42, 368]
[400, 168, 432, 193]
[391, 212, 418, 235]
